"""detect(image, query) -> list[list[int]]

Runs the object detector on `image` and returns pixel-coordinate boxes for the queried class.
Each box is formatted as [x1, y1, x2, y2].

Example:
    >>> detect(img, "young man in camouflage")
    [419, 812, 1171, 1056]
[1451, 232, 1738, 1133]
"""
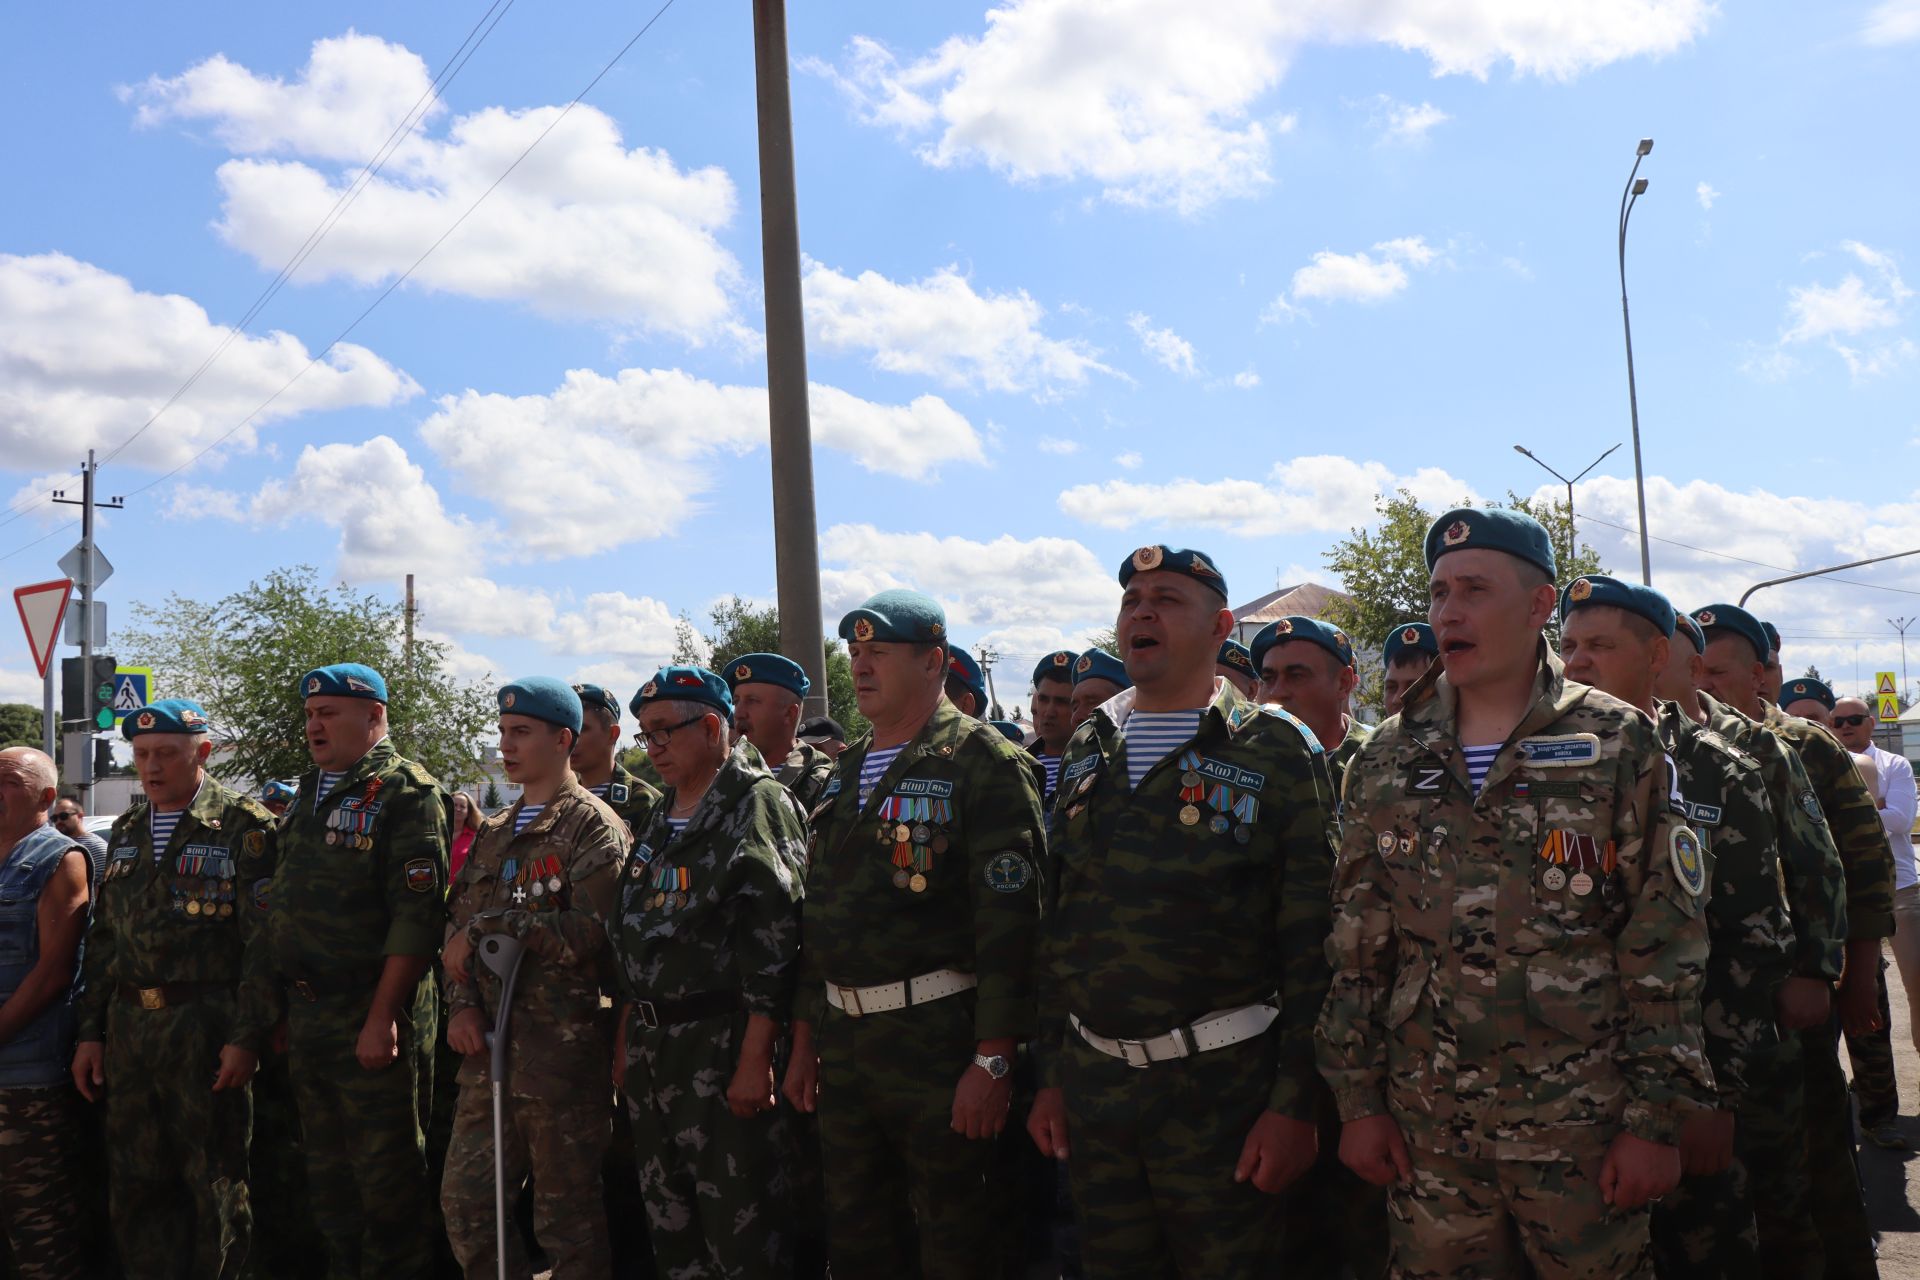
[1028, 650, 1078, 804]
[1025, 545, 1337, 1277]
[1319, 508, 1714, 1280]
[568, 682, 661, 835]
[440, 678, 628, 1278]
[1251, 614, 1370, 788]
[724, 652, 836, 812]
[1382, 621, 1440, 719]
[781, 589, 1045, 1280]
[268, 663, 450, 1280]
[72, 699, 278, 1280]
[611, 666, 808, 1275]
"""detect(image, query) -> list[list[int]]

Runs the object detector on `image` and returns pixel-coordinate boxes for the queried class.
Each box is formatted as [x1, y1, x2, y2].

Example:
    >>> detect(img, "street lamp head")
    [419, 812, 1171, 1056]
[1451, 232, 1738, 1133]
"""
[1632, 178, 1649, 196]
[1513, 444, 1530, 456]
[1637, 138, 1654, 156]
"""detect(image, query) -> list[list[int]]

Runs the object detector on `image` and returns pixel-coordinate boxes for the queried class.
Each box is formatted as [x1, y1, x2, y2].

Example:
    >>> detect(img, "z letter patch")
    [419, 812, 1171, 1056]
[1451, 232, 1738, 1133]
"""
[1408, 766, 1447, 794]
[1670, 826, 1706, 897]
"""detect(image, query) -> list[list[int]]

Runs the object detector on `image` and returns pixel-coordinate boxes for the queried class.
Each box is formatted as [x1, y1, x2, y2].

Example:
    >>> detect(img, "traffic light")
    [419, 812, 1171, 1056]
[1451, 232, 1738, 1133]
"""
[60, 655, 118, 727]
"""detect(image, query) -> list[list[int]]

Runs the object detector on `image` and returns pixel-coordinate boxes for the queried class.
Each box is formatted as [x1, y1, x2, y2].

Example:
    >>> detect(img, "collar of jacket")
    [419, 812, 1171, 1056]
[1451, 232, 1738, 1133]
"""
[307, 736, 398, 807]
[661, 741, 775, 844]
[498, 773, 594, 842]
[1401, 638, 1590, 746]
[1084, 675, 1253, 747]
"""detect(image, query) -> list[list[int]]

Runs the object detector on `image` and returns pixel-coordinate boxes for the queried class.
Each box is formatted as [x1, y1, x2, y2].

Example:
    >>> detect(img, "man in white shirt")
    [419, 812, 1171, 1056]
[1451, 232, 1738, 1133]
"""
[1834, 696, 1920, 1055]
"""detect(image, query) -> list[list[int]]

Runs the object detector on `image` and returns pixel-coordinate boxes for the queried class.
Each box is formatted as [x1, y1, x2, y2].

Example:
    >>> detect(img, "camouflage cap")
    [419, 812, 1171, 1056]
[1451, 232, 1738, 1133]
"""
[122, 698, 210, 739]
[497, 676, 583, 733]
[300, 662, 387, 703]
[571, 682, 623, 722]
[721, 652, 810, 700]
[630, 666, 734, 722]
[1383, 621, 1438, 665]
[1216, 639, 1256, 679]
[1689, 603, 1770, 665]
[1424, 506, 1557, 579]
[1559, 574, 1676, 638]
[1031, 649, 1077, 686]
[838, 589, 947, 645]
[945, 646, 988, 709]
[1251, 616, 1354, 672]
[1116, 544, 1229, 599]
[1072, 648, 1131, 690]
[1781, 676, 1836, 713]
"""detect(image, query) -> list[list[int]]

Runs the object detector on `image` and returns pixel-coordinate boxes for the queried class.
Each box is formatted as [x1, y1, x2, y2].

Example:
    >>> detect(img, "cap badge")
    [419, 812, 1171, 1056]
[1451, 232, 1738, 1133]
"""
[306, 677, 321, 695]
[852, 618, 875, 642]
[1793, 682, 1806, 694]
[136, 711, 155, 729]
[1695, 609, 1716, 626]
[734, 665, 752, 681]
[1131, 545, 1164, 571]
[1442, 519, 1471, 547]
[1273, 619, 1293, 635]
[503, 691, 516, 709]
[1052, 652, 1070, 667]
[1401, 626, 1420, 644]
[1075, 655, 1092, 673]
[640, 681, 658, 698]
[1568, 578, 1593, 602]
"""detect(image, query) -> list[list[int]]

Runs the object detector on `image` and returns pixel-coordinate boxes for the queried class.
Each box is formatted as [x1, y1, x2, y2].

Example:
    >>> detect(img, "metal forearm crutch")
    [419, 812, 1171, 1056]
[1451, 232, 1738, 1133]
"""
[478, 933, 527, 1280]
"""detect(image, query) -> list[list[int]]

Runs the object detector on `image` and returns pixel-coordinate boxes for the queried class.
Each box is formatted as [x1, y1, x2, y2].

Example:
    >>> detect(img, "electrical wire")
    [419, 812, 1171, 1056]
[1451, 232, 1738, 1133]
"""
[1579, 514, 1920, 598]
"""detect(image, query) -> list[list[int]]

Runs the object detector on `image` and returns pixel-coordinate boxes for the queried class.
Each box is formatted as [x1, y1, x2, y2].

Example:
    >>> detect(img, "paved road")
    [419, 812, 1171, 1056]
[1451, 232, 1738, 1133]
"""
[1859, 944, 1920, 1278]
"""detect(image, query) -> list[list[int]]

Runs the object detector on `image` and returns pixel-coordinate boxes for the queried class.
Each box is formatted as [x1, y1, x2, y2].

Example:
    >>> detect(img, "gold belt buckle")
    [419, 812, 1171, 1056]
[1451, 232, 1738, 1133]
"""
[137, 987, 165, 1011]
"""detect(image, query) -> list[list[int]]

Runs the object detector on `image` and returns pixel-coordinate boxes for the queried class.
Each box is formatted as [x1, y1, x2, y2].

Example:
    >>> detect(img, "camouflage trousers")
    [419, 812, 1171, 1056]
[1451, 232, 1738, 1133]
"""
[1801, 1020, 1879, 1280]
[287, 983, 437, 1280]
[102, 998, 253, 1280]
[1843, 955, 1900, 1127]
[1386, 1145, 1652, 1280]
[1283, 1086, 1390, 1280]
[625, 1008, 793, 1280]
[0, 1084, 90, 1280]
[1057, 1028, 1286, 1278]
[814, 992, 997, 1280]
[440, 1073, 610, 1279]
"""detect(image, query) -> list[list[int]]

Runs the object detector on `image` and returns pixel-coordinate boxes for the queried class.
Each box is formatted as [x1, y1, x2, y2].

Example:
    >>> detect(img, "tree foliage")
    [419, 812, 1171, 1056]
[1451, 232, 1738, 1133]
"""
[668, 596, 867, 738]
[116, 566, 496, 787]
[0, 703, 42, 749]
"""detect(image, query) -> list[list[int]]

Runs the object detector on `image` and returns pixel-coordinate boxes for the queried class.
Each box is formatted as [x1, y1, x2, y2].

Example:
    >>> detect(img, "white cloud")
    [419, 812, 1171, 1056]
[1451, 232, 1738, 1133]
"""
[818, 524, 1119, 633]
[1761, 240, 1914, 380]
[1128, 312, 1201, 376]
[1368, 95, 1450, 144]
[0, 663, 44, 707]
[1695, 181, 1719, 210]
[1036, 435, 1080, 454]
[1268, 235, 1439, 315]
[1862, 0, 1920, 44]
[0, 252, 415, 470]
[810, 1, 1708, 213]
[1232, 369, 1261, 389]
[803, 259, 1112, 396]
[1783, 275, 1900, 343]
[129, 33, 743, 339]
[1116, 452, 1143, 470]
[1058, 455, 1477, 535]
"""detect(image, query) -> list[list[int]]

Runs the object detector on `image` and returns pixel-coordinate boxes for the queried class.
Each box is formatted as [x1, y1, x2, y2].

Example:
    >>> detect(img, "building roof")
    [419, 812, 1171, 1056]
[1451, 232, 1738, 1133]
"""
[1232, 582, 1349, 627]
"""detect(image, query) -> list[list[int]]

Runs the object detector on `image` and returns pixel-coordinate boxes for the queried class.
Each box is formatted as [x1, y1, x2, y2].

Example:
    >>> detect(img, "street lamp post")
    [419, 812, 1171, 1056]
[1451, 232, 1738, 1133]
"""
[1512, 442, 1621, 573]
[1619, 138, 1654, 586]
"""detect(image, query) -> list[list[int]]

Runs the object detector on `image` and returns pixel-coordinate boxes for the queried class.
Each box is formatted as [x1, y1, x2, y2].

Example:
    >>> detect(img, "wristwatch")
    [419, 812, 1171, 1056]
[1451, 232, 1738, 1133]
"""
[972, 1052, 1011, 1080]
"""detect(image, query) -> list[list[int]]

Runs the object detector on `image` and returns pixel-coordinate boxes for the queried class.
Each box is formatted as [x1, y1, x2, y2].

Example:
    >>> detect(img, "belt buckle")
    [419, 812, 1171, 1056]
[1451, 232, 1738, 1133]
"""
[137, 986, 165, 1011]
[1115, 1037, 1151, 1069]
[635, 1000, 658, 1030]
[839, 984, 864, 1019]
[292, 980, 317, 1003]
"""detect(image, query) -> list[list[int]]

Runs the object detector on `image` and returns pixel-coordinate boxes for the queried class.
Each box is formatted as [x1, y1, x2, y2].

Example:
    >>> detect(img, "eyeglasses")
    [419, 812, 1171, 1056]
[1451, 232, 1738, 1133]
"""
[51, 811, 81, 824]
[1833, 714, 1872, 729]
[639, 712, 709, 750]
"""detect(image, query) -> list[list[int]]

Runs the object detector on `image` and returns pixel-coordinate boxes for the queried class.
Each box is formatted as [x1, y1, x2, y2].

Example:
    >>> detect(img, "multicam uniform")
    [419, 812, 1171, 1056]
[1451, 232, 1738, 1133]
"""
[772, 741, 837, 815]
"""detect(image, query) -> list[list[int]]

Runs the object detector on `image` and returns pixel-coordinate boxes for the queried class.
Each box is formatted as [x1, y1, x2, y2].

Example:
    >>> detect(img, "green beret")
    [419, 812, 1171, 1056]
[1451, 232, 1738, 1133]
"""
[300, 662, 387, 703]
[260, 779, 297, 804]
[498, 677, 582, 733]
[572, 683, 622, 722]
[1673, 614, 1705, 653]
[1559, 575, 1675, 638]
[1424, 507, 1557, 580]
[1781, 677, 1836, 712]
[630, 666, 733, 722]
[1384, 621, 1437, 665]
[1072, 648, 1130, 689]
[838, 589, 947, 645]
[1217, 639, 1256, 678]
[1251, 616, 1353, 672]
[1032, 650, 1076, 686]
[722, 653, 810, 700]
[1760, 621, 1781, 656]
[122, 698, 210, 739]
[946, 647, 987, 709]
[1690, 603, 1770, 665]
[1117, 545, 1229, 599]
[987, 719, 1026, 744]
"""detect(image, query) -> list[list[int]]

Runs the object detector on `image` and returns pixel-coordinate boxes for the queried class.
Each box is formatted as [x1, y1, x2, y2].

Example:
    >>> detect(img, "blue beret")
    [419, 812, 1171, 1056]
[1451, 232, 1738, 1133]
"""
[572, 682, 622, 722]
[1384, 621, 1438, 666]
[722, 653, 810, 700]
[1072, 648, 1131, 689]
[988, 719, 1026, 744]
[1760, 621, 1781, 656]
[1217, 639, 1256, 679]
[945, 647, 988, 709]
[1559, 575, 1675, 638]
[1251, 616, 1354, 672]
[1690, 603, 1770, 665]
[1032, 650, 1076, 686]
[1424, 507, 1557, 580]
[838, 589, 947, 645]
[1117, 544, 1229, 599]
[300, 662, 388, 703]
[122, 698, 210, 739]
[1673, 614, 1705, 654]
[630, 666, 733, 722]
[1781, 676, 1836, 712]
[260, 779, 297, 804]
[498, 676, 582, 733]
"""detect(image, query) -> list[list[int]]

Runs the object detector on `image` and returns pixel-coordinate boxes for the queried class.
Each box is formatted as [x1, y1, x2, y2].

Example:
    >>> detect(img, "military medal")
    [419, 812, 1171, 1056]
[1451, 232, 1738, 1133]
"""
[1570, 871, 1594, 896]
[909, 873, 928, 893]
[1233, 825, 1251, 844]
[187, 898, 202, 916]
[893, 823, 912, 843]
[1178, 804, 1200, 826]
[912, 823, 931, 844]
[1377, 831, 1395, 854]
[932, 833, 950, 854]
[1542, 866, 1567, 891]
[892, 868, 911, 889]
[1210, 814, 1231, 835]
[1182, 770, 1202, 788]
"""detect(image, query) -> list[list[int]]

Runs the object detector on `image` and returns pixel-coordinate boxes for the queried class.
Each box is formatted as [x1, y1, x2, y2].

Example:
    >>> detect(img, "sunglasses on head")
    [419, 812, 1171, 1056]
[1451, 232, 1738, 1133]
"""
[1832, 714, 1871, 728]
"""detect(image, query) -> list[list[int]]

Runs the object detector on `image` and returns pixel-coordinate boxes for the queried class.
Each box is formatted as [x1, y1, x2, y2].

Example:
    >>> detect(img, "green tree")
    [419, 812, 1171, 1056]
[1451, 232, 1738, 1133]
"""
[683, 595, 868, 739]
[0, 704, 42, 749]
[117, 565, 496, 787]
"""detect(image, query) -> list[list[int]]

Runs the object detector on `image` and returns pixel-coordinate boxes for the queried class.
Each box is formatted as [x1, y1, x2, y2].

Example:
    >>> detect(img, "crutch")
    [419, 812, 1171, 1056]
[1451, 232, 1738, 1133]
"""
[478, 932, 527, 1280]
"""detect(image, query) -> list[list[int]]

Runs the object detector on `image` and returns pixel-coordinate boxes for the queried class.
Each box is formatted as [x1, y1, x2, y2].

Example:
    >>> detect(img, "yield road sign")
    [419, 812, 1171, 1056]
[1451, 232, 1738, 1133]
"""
[110, 668, 151, 723]
[57, 542, 112, 589]
[13, 578, 72, 678]
[1876, 671, 1898, 696]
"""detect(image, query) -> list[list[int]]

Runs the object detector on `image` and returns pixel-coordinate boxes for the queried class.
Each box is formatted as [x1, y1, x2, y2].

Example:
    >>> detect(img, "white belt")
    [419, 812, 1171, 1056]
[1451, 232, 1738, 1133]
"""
[825, 968, 977, 1018]
[1071, 1000, 1281, 1069]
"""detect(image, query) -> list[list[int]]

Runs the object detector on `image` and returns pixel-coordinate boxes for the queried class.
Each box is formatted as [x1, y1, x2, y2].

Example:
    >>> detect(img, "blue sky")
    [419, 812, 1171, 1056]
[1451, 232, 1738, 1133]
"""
[3, 0, 1919, 719]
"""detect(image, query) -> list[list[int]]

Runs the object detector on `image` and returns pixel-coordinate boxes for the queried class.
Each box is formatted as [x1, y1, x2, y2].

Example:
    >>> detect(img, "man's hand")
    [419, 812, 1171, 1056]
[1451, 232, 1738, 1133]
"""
[1838, 968, 1884, 1038]
[1775, 976, 1833, 1032]
[212, 1045, 258, 1092]
[356, 1007, 401, 1071]
[1234, 1111, 1317, 1194]
[1027, 1087, 1071, 1161]
[1676, 1108, 1735, 1177]
[1599, 1131, 1682, 1209]
[780, 1021, 819, 1114]
[727, 1046, 776, 1119]
[446, 1007, 488, 1057]
[951, 1060, 1014, 1140]
[442, 928, 474, 987]
[1339, 1114, 1412, 1187]
[71, 1041, 105, 1102]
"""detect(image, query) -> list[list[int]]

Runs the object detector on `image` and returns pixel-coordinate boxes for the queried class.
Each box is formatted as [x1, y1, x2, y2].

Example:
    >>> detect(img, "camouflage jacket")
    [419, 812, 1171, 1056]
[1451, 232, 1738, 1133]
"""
[77, 776, 279, 1052]
[773, 741, 836, 815]
[1326, 717, 1372, 798]
[1763, 704, 1895, 940]
[1700, 696, 1846, 982]
[1040, 679, 1336, 1119]
[1656, 701, 1796, 1104]
[609, 744, 806, 1022]
[593, 762, 661, 838]
[267, 738, 451, 984]
[794, 698, 1045, 1041]
[445, 775, 627, 1087]
[1317, 648, 1715, 1156]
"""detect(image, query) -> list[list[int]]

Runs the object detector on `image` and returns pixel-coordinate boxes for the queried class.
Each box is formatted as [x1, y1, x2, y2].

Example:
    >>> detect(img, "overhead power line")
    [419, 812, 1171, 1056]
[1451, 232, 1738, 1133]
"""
[1579, 514, 1920, 599]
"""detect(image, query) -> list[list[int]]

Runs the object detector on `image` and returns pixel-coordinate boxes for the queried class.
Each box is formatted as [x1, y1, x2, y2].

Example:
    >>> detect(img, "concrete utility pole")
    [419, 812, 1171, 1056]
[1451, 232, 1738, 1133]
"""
[405, 573, 417, 682]
[51, 450, 124, 804]
[753, 0, 828, 718]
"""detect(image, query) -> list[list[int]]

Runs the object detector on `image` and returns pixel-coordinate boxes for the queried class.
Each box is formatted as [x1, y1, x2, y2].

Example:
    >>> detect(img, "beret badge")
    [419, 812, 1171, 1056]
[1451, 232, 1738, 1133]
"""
[136, 711, 155, 729]
[503, 691, 516, 709]
[672, 673, 702, 687]
[1401, 626, 1420, 644]
[1568, 578, 1593, 602]
[1075, 655, 1092, 674]
[1442, 519, 1471, 547]
[1695, 609, 1716, 626]
[1052, 652, 1070, 667]
[1273, 619, 1293, 635]
[1793, 682, 1807, 695]
[929, 621, 945, 638]
[640, 681, 659, 698]
[852, 618, 875, 642]
[734, 664, 752, 681]
[306, 677, 321, 695]
[1131, 545, 1164, 571]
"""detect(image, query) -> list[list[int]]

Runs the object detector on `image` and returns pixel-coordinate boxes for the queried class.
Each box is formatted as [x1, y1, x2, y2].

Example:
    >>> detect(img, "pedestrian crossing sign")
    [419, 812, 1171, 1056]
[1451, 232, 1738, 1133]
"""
[110, 667, 152, 723]
[1880, 693, 1902, 721]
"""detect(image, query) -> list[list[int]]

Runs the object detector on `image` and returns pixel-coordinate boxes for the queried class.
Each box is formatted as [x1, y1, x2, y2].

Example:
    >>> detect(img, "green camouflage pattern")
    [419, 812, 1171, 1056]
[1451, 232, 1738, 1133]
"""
[610, 744, 807, 1277]
[773, 740, 836, 815]
[598, 761, 661, 839]
[0, 1086, 91, 1279]
[1763, 703, 1895, 939]
[1845, 961, 1900, 1125]
[1318, 648, 1715, 1162]
[1801, 1011, 1879, 1279]
[1326, 716, 1372, 797]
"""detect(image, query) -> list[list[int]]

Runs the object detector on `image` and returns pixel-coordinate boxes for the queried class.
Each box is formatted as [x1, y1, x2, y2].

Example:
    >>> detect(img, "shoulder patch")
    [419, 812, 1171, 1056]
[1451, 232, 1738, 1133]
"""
[1670, 825, 1706, 896]
[251, 878, 271, 911]
[404, 859, 437, 893]
[1799, 789, 1826, 824]
[244, 830, 266, 857]
[610, 782, 629, 805]
[1517, 733, 1601, 766]
[984, 852, 1033, 894]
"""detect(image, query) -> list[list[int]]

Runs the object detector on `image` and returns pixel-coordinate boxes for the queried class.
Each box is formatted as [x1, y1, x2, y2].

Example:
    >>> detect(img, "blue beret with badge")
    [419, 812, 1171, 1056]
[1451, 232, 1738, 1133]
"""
[1559, 574, 1676, 638]
[301, 662, 388, 703]
[571, 682, 622, 722]
[1384, 621, 1438, 666]
[122, 698, 211, 739]
[1117, 544, 1229, 599]
[838, 589, 947, 645]
[1760, 621, 1781, 656]
[1251, 616, 1354, 673]
[1781, 676, 1836, 712]
[722, 653, 810, 700]
[1424, 507, 1557, 580]
[1689, 603, 1770, 665]
[1072, 648, 1131, 690]
[945, 647, 988, 709]
[1032, 650, 1076, 686]
[630, 665, 733, 722]
[987, 719, 1026, 744]
[1673, 613, 1705, 654]
[1217, 639, 1256, 679]
[497, 676, 582, 733]
[261, 779, 297, 804]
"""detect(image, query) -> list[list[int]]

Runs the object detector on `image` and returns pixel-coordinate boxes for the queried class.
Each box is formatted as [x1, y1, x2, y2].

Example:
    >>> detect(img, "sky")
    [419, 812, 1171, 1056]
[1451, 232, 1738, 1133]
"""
[3, 0, 1919, 728]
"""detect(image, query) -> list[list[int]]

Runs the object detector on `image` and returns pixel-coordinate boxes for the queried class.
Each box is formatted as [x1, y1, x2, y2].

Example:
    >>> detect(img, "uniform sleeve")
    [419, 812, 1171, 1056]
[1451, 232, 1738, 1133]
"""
[442, 846, 486, 1019]
[73, 830, 123, 1042]
[718, 785, 807, 1019]
[1033, 742, 1084, 1090]
[380, 779, 452, 956]
[1804, 731, 1896, 940]
[228, 810, 283, 1052]
[1268, 742, 1337, 1120]
[471, 812, 627, 972]
[1612, 733, 1717, 1145]
[1880, 754, 1916, 842]
[1767, 737, 1848, 981]
[964, 741, 1046, 1042]
[1314, 749, 1397, 1124]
